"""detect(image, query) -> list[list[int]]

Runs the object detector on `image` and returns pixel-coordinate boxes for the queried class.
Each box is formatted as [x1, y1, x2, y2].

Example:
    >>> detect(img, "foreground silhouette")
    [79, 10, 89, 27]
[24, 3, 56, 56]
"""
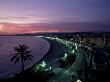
[11, 44, 33, 72]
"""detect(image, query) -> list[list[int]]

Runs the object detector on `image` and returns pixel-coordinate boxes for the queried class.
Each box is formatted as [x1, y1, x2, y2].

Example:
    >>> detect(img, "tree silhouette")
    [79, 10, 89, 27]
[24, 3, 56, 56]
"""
[11, 44, 33, 72]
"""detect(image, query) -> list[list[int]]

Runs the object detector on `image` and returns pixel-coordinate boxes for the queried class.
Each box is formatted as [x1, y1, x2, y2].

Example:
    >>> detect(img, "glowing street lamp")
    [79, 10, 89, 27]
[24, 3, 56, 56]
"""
[76, 79, 82, 82]
[75, 44, 78, 49]
[49, 67, 52, 70]
[64, 53, 67, 58]
[41, 61, 46, 68]
[72, 50, 75, 53]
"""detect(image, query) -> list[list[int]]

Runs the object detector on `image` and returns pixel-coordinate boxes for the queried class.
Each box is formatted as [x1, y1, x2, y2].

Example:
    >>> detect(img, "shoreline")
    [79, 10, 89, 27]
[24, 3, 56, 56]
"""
[35, 37, 66, 68]
[0, 37, 66, 81]
[0, 36, 50, 80]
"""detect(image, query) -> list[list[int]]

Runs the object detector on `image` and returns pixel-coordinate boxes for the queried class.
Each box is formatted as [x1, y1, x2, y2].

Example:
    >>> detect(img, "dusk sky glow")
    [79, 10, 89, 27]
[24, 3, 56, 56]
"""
[0, 0, 110, 34]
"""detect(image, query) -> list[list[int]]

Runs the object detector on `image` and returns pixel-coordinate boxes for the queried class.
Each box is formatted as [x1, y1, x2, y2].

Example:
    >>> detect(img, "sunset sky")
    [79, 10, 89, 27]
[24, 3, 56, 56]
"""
[0, 0, 110, 34]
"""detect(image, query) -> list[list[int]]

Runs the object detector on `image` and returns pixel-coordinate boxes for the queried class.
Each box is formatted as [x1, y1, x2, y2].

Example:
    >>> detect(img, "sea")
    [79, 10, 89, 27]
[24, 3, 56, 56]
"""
[0, 36, 50, 80]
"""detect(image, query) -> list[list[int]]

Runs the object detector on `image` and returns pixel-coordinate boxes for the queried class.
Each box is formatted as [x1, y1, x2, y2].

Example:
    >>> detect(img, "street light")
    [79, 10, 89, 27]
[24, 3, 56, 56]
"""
[64, 53, 67, 58]
[41, 61, 46, 68]
[76, 79, 82, 82]
[72, 50, 75, 53]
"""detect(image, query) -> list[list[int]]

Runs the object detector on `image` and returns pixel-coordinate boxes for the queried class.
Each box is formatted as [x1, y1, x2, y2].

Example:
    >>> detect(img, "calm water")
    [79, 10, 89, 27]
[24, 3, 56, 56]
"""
[0, 36, 50, 80]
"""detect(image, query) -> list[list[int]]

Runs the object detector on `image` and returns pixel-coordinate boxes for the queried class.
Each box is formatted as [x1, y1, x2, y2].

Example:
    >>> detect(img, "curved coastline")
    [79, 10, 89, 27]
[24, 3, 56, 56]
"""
[0, 36, 67, 81]
[0, 36, 50, 80]
[24, 37, 51, 70]
[36, 37, 66, 68]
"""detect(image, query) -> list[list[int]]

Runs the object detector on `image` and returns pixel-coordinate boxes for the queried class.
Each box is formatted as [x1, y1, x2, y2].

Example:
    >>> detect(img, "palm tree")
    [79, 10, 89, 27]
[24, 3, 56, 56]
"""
[11, 44, 33, 72]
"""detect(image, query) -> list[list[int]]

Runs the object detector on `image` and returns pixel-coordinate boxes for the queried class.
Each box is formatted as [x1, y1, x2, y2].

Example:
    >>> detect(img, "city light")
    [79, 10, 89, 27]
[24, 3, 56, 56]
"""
[64, 53, 67, 58]
[41, 61, 46, 68]
[49, 67, 52, 70]
[72, 50, 75, 53]
[76, 79, 82, 82]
